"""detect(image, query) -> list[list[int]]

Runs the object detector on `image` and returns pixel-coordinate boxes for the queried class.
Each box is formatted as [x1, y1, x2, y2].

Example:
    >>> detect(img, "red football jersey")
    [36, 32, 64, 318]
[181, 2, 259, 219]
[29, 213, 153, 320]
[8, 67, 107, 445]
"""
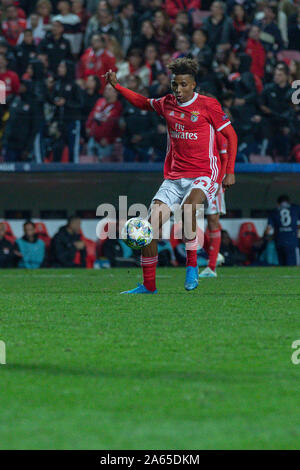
[149, 92, 231, 181]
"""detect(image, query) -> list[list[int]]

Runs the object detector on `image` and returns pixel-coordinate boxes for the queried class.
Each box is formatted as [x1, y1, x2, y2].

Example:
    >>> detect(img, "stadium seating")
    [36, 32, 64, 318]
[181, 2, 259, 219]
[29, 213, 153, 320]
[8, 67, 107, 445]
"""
[1, 221, 15, 244]
[35, 222, 51, 249]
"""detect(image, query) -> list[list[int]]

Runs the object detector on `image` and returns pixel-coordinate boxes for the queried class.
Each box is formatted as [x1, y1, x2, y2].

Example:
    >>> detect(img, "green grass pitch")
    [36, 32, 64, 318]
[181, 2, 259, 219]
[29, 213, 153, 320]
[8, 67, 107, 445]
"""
[0, 267, 300, 450]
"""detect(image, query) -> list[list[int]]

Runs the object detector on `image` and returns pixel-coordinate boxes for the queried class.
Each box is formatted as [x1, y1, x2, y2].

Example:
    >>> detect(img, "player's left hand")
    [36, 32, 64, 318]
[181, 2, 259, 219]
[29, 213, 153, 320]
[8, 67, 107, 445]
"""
[223, 174, 235, 189]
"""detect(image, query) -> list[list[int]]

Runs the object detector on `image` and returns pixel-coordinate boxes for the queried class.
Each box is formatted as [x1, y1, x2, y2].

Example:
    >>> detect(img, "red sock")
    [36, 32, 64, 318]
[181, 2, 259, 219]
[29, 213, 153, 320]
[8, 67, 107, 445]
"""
[203, 232, 210, 253]
[207, 229, 221, 271]
[141, 255, 158, 292]
[185, 238, 198, 267]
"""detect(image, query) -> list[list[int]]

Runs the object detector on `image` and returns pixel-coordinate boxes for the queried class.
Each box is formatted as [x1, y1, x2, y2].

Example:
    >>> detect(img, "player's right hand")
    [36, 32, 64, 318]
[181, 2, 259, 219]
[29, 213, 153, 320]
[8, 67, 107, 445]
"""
[102, 69, 118, 87]
[223, 173, 235, 189]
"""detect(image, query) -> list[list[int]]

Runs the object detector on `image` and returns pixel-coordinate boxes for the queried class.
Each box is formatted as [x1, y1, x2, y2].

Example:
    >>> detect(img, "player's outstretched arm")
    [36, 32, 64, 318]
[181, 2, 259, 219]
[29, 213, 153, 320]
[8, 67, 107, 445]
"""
[103, 69, 152, 111]
[220, 124, 238, 189]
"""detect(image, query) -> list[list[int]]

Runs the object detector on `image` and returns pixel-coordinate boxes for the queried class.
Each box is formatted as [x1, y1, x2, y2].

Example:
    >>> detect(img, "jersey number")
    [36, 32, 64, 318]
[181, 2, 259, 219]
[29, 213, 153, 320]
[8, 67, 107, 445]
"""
[280, 208, 291, 227]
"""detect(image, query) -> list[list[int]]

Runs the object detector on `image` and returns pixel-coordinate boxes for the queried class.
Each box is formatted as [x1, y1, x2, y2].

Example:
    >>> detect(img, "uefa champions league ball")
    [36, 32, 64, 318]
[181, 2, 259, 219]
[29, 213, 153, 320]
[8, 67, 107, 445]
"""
[121, 218, 153, 250]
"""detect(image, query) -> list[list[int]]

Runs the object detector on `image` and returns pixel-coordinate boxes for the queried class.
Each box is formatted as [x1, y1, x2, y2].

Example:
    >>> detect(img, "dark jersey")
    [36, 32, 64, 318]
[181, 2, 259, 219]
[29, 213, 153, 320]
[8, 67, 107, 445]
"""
[268, 203, 300, 247]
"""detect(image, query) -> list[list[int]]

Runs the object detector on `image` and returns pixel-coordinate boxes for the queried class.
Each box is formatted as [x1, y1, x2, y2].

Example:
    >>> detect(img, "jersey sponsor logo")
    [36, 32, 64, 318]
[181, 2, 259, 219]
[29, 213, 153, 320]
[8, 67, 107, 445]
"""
[191, 111, 200, 122]
[222, 113, 229, 121]
[172, 122, 198, 140]
[170, 130, 198, 140]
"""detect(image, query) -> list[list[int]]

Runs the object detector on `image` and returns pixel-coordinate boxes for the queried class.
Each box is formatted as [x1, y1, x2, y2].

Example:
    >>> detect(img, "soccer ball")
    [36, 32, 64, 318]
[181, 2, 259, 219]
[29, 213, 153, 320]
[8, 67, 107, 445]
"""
[121, 218, 153, 250]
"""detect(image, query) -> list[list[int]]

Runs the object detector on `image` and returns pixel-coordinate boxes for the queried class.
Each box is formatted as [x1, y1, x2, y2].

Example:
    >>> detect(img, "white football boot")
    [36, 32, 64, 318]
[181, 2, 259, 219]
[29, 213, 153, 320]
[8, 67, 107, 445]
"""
[216, 253, 225, 266]
[199, 266, 217, 278]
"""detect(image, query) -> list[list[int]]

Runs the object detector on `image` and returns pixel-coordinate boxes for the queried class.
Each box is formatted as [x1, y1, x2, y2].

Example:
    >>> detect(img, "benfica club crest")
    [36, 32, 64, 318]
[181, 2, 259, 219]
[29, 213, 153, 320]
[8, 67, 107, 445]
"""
[191, 111, 200, 122]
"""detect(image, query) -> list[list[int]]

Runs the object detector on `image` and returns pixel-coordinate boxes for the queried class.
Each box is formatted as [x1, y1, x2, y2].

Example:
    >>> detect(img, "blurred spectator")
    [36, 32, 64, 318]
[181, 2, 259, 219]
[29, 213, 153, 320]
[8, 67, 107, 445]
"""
[1, 0, 26, 19]
[203, 1, 234, 52]
[38, 20, 72, 73]
[132, 19, 158, 51]
[51, 215, 86, 267]
[72, 0, 91, 31]
[149, 70, 171, 98]
[48, 59, 83, 162]
[259, 63, 295, 159]
[172, 34, 190, 59]
[152, 9, 173, 55]
[0, 221, 16, 268]
[190, 29, 213, 69]
[144, 43, 163, 83]
[26, 58, 48, 162]
[86, 84, 122, 160]
[245, 25, 266, 79]
[231, 3, 250, 44]
[16, 220, 45, 268]
[117, 47, 151, 88]
[2, 80, 38, 161]
[84, 3, 117, 47]
[225, 53, 259, 151]
[115, 0, 135, 56]
[1, 4, 27, 46]
[220, 230, 246, 266]
[121, 83, 161, 162]
[80, 74, 101, 142]
[173, 11, 192, 37]
[21, 13, 47, 45]
[36, 0, 53, 31]
[78, 33, 116, 94]
[165, 0, 201, 21]
[15, 29, 37, 77]
[85, 0, 103, 16]
[52, 0, 82, 55]
[256, 4, 283, 52]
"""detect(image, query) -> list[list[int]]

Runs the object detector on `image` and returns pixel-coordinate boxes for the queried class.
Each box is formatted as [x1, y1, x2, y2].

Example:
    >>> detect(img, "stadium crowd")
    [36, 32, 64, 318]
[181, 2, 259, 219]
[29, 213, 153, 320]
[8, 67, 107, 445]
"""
[0, 0, 299, 164]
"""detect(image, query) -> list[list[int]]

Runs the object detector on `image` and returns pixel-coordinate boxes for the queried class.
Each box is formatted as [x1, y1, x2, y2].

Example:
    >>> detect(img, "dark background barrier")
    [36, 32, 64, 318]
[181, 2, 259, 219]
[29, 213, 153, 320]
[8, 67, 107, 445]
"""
[1, 163, 300, 218]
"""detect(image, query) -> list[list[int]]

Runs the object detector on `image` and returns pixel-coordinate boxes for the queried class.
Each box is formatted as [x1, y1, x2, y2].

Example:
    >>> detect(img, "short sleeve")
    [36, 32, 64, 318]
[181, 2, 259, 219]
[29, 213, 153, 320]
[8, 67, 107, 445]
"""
[149, 97, 164, 116]
[206, 99, 231, 132]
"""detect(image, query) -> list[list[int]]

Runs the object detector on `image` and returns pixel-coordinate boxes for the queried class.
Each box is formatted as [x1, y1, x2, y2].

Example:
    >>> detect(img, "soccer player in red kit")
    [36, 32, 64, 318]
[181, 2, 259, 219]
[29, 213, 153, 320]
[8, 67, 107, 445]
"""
[104, 58, 237, 293]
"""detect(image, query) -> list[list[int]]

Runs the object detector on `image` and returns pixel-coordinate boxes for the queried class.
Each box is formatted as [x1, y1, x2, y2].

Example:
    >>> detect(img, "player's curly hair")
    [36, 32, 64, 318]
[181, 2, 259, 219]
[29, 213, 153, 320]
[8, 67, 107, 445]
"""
[168, 58, 199, 80]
